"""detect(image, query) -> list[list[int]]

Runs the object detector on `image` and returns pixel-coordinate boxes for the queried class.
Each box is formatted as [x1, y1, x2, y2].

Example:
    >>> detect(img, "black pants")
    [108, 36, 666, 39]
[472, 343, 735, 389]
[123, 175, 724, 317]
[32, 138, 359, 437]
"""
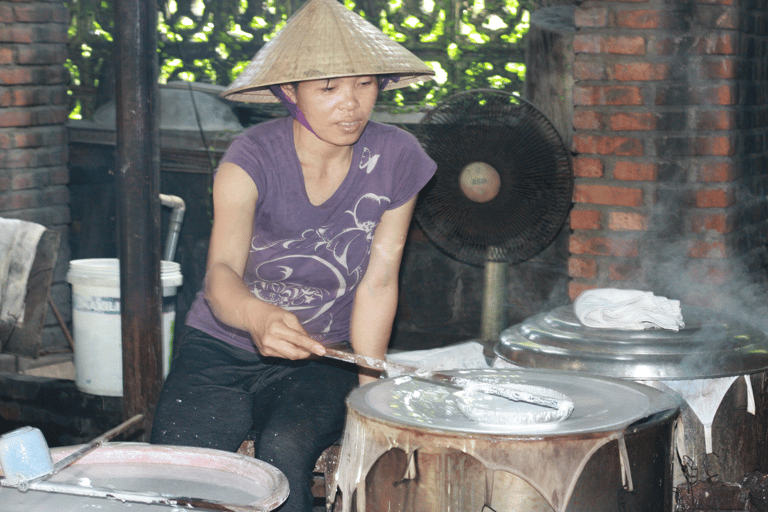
[150, 328, 358, 512]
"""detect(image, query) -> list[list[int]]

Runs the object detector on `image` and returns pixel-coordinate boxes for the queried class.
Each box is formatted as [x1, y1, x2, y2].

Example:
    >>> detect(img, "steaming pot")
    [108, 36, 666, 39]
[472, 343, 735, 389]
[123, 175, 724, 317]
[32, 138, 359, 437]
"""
[332, 368, 679, 512]
[494, 304, 768, 485]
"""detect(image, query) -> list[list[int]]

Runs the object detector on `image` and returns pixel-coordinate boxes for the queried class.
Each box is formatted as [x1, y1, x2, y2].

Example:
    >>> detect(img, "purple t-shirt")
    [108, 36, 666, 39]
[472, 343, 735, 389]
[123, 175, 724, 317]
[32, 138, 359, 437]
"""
[186, 116, 436, 352]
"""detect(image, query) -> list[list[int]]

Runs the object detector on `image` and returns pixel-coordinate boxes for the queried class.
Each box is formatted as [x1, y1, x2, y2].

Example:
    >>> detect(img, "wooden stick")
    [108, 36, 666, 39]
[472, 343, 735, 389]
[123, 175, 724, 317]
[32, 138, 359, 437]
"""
[48, 296, 74, 350]
[50, 414, 144, 477]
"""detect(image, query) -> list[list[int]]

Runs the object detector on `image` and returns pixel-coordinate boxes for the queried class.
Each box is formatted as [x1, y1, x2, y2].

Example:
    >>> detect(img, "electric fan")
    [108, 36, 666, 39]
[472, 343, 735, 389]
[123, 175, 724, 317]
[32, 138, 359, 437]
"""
[414, 89, 573, 344]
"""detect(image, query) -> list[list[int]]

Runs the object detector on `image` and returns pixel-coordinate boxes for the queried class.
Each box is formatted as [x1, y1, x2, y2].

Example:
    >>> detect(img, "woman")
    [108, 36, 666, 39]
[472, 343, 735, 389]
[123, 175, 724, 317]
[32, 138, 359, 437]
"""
[150, 0, 436, 510]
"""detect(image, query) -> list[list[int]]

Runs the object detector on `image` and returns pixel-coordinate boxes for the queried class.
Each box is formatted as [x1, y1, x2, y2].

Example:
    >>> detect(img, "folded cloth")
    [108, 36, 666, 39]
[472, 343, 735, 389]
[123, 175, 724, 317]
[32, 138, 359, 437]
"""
[0, 218, 47, 325]
[573, 288, 684, 331]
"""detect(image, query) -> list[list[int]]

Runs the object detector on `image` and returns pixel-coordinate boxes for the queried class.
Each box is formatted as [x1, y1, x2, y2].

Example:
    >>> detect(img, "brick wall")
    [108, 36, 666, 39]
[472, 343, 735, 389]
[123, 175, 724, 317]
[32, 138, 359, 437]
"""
[0, 0, 70, 354]
[569, 0, 768, 313]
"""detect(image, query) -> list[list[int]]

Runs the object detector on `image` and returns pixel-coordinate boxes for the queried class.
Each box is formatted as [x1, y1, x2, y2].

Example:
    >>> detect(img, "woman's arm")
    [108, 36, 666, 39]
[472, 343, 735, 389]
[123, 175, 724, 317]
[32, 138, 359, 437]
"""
[204, 162, 324, 359]
[349, 196, 418, 384]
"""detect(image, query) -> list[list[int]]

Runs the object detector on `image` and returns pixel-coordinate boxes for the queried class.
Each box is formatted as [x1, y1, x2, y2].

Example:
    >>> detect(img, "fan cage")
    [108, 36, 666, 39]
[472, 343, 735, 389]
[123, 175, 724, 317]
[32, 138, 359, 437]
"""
[414, 89, 573, 267]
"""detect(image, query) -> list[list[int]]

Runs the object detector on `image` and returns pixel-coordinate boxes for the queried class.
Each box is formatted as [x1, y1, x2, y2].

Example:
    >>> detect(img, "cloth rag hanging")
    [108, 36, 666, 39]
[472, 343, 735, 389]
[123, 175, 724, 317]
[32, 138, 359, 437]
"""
[573, 288, 685, 331]
[0, 218, 47, 325]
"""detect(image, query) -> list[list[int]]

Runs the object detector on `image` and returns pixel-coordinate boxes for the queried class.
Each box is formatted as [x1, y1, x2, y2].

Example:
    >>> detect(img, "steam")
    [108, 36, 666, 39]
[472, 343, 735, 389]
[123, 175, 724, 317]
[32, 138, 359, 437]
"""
[639, 181, 768, 358]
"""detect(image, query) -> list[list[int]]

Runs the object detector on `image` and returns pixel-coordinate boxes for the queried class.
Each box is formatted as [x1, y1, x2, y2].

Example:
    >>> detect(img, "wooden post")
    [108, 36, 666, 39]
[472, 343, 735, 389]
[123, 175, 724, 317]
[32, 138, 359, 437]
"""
[114, 0, 163, 438]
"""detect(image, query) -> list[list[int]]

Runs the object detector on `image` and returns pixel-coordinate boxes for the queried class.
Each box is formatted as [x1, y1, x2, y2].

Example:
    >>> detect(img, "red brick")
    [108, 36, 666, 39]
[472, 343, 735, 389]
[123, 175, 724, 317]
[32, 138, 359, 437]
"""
[0, 145, 67, 168]
[573, 110, 606, 130]
[695, 109, 737, 131]
[569, 282, 598, 301]
[0, 87, 11, 107]
[695, 188, 735, 207]
[0, 4, 13, 23]
[12, 87, 51, 106]
[571, 209, 602, 229]
[0, 109, 33, 127]
[695, 136, 736, 156]
[573, 35, 646, 55]
[614, 161, 657, 181]
[45, 65, 69, 86]
[573, 183, 644, 206]
[16, 45, 68, 66]
[8, 25, 34, 44]
[574, 60, 607, 80]
[688, 240, 726, 258]
[11, 129, 43, 148]
[573, 135, 644, 156]
[13, 4, 69, 24]
[0, 67, 34, 85]
[569, 256, 598, 278]
[695, 0, 735, 6]
[609, 262, 641, 281]
[569, 234, 640, 257]
[710, 85, 738, 105]
[608, 211, 648, 231]
[0, 47, 13, 65]
[7, 168, 53, 190]
[691, 33, 738, 55]
[615, 10, 676, 30]
[574, 86, 643, 106]
[696, 162, 737, 182]
[13, 126, 66, 148]
[573, 157, 604, 178]
[684, 262, 729, 286]
[691, 212, 732, 233]
[575, 7, 608, 27]
[698, 58, 738, 79]
[711, 7, 739, 29]
[610, 112, 657, 131]
[654, 84, 737, 106]
[49, 165, 69, 186]
[0, 186, 69, 210]
[612, 62, 670, 81]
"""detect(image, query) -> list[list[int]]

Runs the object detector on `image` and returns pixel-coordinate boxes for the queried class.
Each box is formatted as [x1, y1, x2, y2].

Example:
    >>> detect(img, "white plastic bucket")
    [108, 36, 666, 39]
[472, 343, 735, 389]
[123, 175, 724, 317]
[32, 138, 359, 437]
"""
[66, 258, 183, 397]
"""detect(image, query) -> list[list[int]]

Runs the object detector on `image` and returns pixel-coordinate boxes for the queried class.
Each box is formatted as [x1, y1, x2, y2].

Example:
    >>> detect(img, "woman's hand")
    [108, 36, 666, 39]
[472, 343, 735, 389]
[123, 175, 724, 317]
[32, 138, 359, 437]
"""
[245, 303, 326, 360]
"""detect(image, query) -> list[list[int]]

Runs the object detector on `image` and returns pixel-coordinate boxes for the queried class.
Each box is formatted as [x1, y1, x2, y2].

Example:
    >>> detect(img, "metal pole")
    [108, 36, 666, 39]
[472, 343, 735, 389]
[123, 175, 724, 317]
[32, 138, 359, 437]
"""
[114, 0, 162, 438]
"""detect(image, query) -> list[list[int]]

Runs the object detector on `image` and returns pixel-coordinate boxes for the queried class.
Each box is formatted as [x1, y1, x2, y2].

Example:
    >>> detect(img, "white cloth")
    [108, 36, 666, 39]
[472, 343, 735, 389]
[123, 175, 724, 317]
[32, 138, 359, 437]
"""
[646, 376, 755, 454]
[387, 341, 489, 372]
[573, 288, 684, 331]
[0, 218, 47, 325]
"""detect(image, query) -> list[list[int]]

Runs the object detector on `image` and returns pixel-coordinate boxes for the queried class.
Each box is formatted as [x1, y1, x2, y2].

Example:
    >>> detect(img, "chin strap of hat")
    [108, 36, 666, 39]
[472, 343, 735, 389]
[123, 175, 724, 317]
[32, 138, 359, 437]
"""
[379, 76, 400, 90]
[270, 85, 319, 138]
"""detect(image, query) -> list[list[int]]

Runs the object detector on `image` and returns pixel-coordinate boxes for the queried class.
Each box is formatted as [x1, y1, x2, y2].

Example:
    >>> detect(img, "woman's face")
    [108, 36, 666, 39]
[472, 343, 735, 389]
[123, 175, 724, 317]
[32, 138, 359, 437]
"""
[283, 75, 378, 147]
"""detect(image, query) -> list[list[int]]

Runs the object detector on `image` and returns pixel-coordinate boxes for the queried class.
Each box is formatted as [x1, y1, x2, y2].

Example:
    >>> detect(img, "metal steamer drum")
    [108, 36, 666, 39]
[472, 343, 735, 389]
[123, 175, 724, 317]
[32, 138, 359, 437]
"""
[494, 305, 768, 486]
[332, 368, 679, 512]
[0, 442, 289, 511]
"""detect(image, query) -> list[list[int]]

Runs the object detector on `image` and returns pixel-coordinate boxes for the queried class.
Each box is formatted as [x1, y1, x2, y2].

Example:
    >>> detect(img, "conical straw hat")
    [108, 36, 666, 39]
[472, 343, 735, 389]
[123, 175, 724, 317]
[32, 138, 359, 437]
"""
[221, 0, 435, 103]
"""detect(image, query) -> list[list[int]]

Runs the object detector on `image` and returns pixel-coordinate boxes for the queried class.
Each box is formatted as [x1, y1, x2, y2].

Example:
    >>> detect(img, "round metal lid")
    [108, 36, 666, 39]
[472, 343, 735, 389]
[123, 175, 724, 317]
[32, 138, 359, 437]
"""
[347, 368, 678, 436]
[495, 305, 768, 381]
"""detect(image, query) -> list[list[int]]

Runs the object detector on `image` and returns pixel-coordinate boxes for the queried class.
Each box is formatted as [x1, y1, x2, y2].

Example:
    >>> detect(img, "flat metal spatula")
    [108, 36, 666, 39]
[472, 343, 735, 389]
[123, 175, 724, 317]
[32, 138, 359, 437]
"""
[323, 347, 574, 413]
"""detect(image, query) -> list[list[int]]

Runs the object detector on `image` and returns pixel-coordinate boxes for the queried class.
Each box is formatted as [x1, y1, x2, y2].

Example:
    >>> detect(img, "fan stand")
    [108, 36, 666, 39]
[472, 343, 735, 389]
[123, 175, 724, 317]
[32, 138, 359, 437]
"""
[459, 162, 508, 351]
[480, 253, 508, 348]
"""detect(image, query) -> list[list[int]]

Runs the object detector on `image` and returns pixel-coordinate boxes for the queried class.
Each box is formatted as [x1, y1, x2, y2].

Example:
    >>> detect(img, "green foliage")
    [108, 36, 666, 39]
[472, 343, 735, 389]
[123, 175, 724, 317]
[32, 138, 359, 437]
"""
[65, 0, 532, 119]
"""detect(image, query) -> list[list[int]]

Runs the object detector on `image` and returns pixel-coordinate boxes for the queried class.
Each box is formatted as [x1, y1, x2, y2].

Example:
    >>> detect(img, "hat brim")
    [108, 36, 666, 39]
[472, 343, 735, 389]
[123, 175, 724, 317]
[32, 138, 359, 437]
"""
[221, 0, 435, 104]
